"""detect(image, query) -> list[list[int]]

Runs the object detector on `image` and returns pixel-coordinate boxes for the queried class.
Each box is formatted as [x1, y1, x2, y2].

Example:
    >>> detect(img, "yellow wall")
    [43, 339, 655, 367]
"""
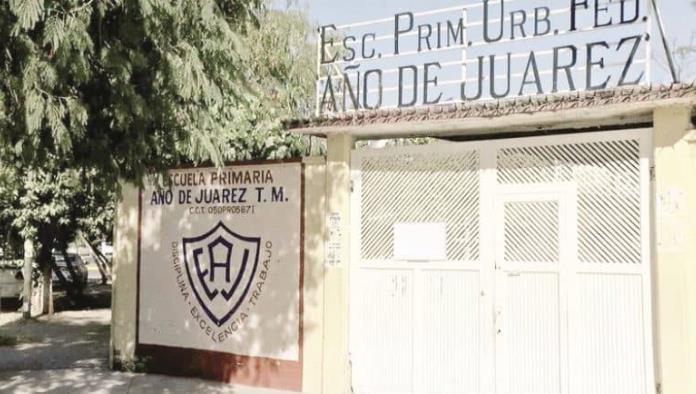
[111, 109, 696, 393]
[110, 182, 139, 367]
[321, 134, 353, 394]
[302, 157, 327, 394]
[110, 159, 328, 392]
[652, 105, 696, 394]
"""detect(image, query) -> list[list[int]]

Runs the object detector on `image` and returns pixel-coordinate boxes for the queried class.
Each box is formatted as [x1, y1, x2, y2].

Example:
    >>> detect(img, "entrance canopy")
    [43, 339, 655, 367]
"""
[285, 84, 696, 139]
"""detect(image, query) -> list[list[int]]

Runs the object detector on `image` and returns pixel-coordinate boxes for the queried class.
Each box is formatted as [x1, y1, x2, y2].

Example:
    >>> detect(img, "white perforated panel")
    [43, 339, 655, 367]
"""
[497, 139, 642, 264]
[360, 150, 480, 262]
[504, 201, 560, 263]
[350, 131, 653, 394]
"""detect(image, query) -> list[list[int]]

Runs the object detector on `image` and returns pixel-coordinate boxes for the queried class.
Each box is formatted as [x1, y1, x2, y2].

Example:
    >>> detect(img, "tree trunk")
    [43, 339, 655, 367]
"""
[60, 249, 83, 297]
[51, 256, 75, 298]
[81, 237, 108, 284]
[22, 238, 34, 319]
[79, 233, 111, 284]
[93, 244, 112, 272]
[42, 264, 53, 315]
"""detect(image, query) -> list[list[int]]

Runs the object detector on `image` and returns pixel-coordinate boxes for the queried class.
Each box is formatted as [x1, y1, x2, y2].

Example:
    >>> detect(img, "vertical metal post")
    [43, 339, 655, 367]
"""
[645, 0, 653, 85]
[650, 0, 679, 83]
[22, 238, 34, 319]
[316, 29, 323, 117]
[461, 8, 468, 96]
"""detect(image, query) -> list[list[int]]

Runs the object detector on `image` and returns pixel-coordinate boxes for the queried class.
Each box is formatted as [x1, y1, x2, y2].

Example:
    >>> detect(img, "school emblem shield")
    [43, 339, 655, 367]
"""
[182, 221, 261, 327]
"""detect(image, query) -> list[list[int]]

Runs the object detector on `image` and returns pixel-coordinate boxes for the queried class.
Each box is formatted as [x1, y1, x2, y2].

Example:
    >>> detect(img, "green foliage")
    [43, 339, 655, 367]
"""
[1, 0, 265, 181]
[0, 1, 316, 270]
[1, 0, 315, 172]
[209, 8, 316, 161]
[0, 160, 114, 269]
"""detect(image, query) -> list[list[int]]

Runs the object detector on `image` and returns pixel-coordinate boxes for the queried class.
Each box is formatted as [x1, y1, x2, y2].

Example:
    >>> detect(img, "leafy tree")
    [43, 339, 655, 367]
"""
[205, 7, 316, 161]
[0, 1, 316, 308]
[1, 0, 266, 182]
[0, 162, 109, 294]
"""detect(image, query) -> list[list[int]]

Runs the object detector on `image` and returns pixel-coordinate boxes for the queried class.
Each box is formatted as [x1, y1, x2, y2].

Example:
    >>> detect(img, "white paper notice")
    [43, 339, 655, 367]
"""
[326, 212, 342, 266]
[393, 222, 447, 261]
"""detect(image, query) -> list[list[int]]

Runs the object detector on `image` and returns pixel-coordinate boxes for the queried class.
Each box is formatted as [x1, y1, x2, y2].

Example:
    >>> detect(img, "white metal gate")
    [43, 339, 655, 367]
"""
[349, 130, 654, 394]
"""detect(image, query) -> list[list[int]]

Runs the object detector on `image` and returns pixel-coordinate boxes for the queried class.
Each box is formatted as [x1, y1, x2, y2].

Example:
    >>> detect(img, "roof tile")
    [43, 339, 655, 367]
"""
[285, 83, 696, 130]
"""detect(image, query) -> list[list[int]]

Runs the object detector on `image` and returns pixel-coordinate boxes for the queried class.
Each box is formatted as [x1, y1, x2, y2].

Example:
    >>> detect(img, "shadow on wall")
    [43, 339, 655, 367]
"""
[113, 160, 327, 391]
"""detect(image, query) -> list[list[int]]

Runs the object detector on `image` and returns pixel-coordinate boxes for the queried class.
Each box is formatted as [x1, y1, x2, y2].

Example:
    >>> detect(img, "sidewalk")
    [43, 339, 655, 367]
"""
[0, 309, 110, 371]
[0, 309, 295, 393]
[0, 369, 293, 394]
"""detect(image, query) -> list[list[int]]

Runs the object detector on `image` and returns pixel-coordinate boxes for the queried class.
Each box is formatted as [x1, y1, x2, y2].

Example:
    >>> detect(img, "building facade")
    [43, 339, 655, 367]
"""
[112, 84, 696, 393]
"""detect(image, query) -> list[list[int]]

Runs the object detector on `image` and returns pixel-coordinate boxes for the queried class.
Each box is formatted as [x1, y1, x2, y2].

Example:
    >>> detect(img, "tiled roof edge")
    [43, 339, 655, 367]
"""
[285, 83, 696, 130]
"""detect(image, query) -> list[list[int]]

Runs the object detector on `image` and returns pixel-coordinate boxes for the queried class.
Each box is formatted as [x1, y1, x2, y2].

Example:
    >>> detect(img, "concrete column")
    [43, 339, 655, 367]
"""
[302, 157, 327, 394]
[322, 133, 353, 394]
[110, 182, 141, 368]
[652, 104, 696, 394]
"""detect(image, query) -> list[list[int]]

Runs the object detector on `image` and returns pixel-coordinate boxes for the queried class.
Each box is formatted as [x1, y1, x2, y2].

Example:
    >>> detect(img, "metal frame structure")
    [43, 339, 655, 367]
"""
[317, 0, 651, 114]
[349, 128, 654, 394]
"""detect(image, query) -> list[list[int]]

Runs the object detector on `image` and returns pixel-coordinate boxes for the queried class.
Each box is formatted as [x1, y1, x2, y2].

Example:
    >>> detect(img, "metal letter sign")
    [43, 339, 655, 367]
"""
[182, 221, 260, 327]
[316, 0, 650, 115]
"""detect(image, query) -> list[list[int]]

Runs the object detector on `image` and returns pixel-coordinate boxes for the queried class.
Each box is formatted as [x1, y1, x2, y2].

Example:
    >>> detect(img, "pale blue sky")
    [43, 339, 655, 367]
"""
[283, 0, 696, 84]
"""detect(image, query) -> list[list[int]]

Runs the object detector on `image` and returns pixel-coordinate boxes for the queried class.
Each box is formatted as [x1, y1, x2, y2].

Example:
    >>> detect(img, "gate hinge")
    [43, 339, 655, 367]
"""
[650, 165, 656, 181]
[656, 382, 662, 394]
[350, 180, 354, 193]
